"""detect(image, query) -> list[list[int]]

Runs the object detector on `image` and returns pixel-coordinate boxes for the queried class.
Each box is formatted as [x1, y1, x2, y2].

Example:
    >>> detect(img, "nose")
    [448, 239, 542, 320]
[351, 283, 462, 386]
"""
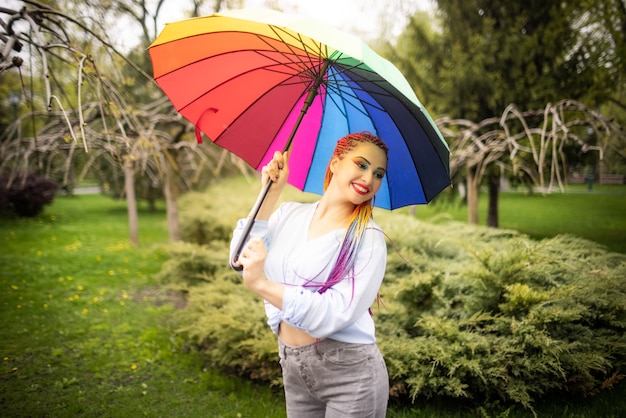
[361, 170, 374, 186]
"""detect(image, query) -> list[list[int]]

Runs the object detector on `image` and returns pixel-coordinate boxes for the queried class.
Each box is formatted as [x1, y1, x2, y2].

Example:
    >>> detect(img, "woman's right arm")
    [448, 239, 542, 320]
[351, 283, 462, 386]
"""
[230, 151, 289, 268]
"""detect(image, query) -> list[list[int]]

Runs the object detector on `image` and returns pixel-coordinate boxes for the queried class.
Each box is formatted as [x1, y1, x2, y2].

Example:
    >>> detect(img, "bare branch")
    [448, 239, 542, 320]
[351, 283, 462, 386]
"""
[438, 99, 620, 193]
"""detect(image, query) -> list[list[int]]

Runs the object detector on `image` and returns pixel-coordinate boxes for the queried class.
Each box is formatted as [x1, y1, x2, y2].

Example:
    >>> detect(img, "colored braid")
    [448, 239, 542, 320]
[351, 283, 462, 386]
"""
[318, 132, 388, 294]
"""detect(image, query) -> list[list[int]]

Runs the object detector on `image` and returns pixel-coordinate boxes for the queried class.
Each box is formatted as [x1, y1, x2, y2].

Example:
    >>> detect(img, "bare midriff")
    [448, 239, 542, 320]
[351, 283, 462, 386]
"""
[279, 321, 317, 346]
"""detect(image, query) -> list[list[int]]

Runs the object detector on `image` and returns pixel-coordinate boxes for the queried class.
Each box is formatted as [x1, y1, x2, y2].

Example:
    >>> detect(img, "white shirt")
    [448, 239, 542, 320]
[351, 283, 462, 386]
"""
[231, 201, 387, 344]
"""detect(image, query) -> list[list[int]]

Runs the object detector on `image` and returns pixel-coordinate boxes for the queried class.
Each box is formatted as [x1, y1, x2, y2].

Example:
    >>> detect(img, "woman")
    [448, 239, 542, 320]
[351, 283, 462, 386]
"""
[231, 132, 389, 417]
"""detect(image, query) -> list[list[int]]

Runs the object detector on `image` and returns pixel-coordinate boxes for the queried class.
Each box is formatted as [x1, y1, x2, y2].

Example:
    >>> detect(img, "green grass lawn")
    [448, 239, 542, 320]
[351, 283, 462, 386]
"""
[404, 185, 626, 254]
[0, 185, 624, 417]
[0, 195, 285, 417]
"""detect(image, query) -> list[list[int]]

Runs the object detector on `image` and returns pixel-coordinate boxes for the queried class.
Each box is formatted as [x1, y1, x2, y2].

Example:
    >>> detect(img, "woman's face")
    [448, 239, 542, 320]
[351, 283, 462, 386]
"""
[329, 142, 387, 205]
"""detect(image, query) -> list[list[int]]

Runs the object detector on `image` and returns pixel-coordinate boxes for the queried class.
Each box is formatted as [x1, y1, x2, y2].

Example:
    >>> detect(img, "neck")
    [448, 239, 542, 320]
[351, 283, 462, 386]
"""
[315, 194, 355, 226]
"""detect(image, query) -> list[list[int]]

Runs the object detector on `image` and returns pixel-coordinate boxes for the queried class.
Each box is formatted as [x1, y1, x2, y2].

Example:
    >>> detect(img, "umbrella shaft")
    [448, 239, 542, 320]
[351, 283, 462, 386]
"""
[283, 59, 329, 153]
[231, 60, 330, 271]
[230, 179, 274, 271]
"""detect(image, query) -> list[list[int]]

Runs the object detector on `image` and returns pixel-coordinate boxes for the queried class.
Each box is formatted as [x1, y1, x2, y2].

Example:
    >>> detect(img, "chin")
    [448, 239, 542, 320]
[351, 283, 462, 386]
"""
[350, 195, 372, 206]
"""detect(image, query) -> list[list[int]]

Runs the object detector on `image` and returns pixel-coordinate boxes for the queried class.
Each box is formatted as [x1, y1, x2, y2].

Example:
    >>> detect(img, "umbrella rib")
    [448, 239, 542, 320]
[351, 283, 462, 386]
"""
[238, 26, 402, 109]
[264, 25, 336, 91]
[332, 63, 399, 99]
[325, 69, 386, 114]
[248, 30, 313, 73]
[189, 28, 316, 93]
[252, 51, 312, 79]
[232, 25, 326, 90]
[269, 25, 327, 68]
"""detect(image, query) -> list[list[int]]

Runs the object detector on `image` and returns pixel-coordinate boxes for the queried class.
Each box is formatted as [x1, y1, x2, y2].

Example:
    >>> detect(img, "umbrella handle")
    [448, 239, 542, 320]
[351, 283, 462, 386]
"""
[230, 179, 274, 271]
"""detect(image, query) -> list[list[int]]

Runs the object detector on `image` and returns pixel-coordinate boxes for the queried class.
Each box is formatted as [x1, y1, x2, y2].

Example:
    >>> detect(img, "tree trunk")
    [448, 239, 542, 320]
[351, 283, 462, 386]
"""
[123, 157, 139, 246]
[164, 154, 180, 242]
[487, 173, 499, 228]
[467, 167, 480, 225]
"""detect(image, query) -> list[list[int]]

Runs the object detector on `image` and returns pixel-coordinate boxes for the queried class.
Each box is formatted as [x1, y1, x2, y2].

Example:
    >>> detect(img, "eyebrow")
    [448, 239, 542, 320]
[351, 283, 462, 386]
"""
[355, 156, 386, 172]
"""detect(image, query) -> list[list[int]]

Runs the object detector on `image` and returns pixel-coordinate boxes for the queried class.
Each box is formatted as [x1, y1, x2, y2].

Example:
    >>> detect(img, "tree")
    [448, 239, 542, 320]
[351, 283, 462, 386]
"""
[579, 0, 626, 175]
[389, 0, 625, 226]
[438, 100, 615, 224]
[0, 0, 247, 244]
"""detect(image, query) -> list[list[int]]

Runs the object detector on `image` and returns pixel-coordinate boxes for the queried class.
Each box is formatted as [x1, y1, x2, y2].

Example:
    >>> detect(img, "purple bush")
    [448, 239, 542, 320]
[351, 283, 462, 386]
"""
[0, 174, 59, 217]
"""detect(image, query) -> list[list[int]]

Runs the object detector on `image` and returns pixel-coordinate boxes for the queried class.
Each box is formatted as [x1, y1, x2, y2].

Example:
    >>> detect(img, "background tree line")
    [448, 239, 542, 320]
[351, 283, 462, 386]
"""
[0, 0, 248, 243]
[1, 0, 625, 233]
[378, 0, 625, 225]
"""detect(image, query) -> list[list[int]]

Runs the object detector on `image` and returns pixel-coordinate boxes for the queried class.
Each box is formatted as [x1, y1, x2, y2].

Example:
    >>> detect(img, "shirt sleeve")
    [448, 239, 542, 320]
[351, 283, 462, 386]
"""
[230, 203, 294, 334]
[280, 226, 386, 339]
[230, 201, 297, 266]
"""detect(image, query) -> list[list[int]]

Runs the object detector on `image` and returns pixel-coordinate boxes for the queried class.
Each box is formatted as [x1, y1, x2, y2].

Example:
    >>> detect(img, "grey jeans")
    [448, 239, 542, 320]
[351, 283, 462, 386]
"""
[278, 338, 389, 418]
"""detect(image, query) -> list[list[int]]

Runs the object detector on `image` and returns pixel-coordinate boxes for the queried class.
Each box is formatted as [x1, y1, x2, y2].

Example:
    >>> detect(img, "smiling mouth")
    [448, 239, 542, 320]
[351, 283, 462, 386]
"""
[352, 183, 369, 195]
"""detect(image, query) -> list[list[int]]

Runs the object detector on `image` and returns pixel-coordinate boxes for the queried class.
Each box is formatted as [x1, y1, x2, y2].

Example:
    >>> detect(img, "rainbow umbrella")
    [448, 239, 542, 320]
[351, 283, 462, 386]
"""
[149, 8, 451, 266]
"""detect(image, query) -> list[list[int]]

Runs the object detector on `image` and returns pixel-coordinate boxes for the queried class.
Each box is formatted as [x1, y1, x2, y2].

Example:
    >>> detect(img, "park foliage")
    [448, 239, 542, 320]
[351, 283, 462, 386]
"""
[159, 182, 626, 412]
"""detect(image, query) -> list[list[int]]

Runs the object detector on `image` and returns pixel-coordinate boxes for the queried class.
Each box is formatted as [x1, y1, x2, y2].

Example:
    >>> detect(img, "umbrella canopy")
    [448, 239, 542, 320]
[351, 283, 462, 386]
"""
[149, 8, 451, 209]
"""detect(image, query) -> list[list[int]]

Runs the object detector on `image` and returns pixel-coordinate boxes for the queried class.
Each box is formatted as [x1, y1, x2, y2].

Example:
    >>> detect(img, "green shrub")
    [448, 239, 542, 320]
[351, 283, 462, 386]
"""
[156, 241, 230, 288]
[179, 211, 232, 244]
[160, 181, 626, 413]
[376, 216, 626, 412]
[173, 273, 281, 383]
[158, 241, 281, 383]
[158, 186, 282, 382]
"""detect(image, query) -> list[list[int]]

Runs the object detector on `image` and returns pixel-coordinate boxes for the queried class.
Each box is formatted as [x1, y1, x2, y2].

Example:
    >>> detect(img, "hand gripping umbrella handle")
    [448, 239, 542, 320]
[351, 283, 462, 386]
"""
[230, 179, 274, 271]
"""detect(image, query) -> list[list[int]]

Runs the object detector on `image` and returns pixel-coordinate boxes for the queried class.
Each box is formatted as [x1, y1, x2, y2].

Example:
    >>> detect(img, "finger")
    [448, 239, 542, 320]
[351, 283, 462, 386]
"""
[247, 241, 265, 259]
[248, 238, 264, 251]
[281, 151, 289, 169]
[276, 153, 285, 170]
[273, 151, 283, 169]
[261, 164, 275, 184]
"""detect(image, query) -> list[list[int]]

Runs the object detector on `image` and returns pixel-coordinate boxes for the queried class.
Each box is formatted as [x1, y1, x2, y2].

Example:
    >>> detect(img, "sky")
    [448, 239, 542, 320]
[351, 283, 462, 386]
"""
[2, 0, 434, 52]
[156, 0, 434, 43]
